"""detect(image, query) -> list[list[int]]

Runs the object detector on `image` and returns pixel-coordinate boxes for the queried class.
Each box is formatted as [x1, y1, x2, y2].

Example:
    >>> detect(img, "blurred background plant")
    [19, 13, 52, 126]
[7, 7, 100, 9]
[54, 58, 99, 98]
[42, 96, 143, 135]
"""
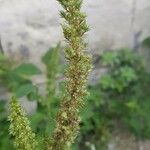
[0, 43, 62, 149]
[0, 37, 150, 150]
[0, 50, 41, 149]
[72, 36, 150, 150]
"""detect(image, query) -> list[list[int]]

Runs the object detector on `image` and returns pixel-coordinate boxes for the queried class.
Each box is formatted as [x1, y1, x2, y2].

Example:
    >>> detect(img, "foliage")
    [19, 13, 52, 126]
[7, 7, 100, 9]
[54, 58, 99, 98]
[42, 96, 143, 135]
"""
[100, 48, 150, 137]
[0, 100, 14, 150]
[30, 44, 61, 141]
[0, 42, 63, 149]
[1, 44, 150, 150]
[142, 36, 150, 48]
[42, 43, 60, 98]
[0, 52, 41, 99]
[42, 43, 61, 129]
[0, 52, 41, 149]
[77, 48, 150, 149]
[1, 43, 150, 150]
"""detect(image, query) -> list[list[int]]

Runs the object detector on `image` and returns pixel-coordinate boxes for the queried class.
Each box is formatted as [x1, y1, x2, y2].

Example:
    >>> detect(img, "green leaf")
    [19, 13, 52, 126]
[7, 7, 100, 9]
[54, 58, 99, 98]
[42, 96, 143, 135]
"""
[126, 101, 139, 110]
[15, 83, 37, 98]
[42, 43, 60, 66]
[80, 103, 94, 121]
[0, 53, 6, 62]
[0, 101, 6, 113]
[12, 63, 41, 77]
[100, 75, 114, 89]
[30, 112, 45, 131]
[102, 51, 118, 66]
[120, 66, 137, 82]
[142, 37, 150, 48]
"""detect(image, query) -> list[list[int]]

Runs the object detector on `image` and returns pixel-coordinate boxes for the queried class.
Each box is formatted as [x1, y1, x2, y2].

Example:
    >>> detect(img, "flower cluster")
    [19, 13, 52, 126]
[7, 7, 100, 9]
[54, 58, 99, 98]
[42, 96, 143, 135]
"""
[8, 97, 37, 150]
[49, 0, 92, 149]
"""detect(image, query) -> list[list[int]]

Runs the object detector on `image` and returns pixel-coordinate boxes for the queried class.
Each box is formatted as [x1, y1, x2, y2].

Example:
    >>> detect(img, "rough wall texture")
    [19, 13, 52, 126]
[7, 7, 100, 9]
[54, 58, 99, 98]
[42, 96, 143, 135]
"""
[0, 0, 150, 64]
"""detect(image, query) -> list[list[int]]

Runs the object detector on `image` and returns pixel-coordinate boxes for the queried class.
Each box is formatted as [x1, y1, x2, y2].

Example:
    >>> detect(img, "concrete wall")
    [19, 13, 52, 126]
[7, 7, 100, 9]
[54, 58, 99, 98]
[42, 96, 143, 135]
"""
[0, 0, 150, 65]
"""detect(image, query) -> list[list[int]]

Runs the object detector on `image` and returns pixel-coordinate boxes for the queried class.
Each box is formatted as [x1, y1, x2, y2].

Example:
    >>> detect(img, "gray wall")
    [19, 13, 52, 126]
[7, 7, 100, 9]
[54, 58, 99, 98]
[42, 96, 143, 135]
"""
[0, 0, 150, 64]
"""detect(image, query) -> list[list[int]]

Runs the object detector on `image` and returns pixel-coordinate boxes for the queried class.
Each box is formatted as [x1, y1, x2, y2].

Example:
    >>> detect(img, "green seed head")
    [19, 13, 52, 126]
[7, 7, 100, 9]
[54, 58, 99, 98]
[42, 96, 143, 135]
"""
[8, 97, 37, 150]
